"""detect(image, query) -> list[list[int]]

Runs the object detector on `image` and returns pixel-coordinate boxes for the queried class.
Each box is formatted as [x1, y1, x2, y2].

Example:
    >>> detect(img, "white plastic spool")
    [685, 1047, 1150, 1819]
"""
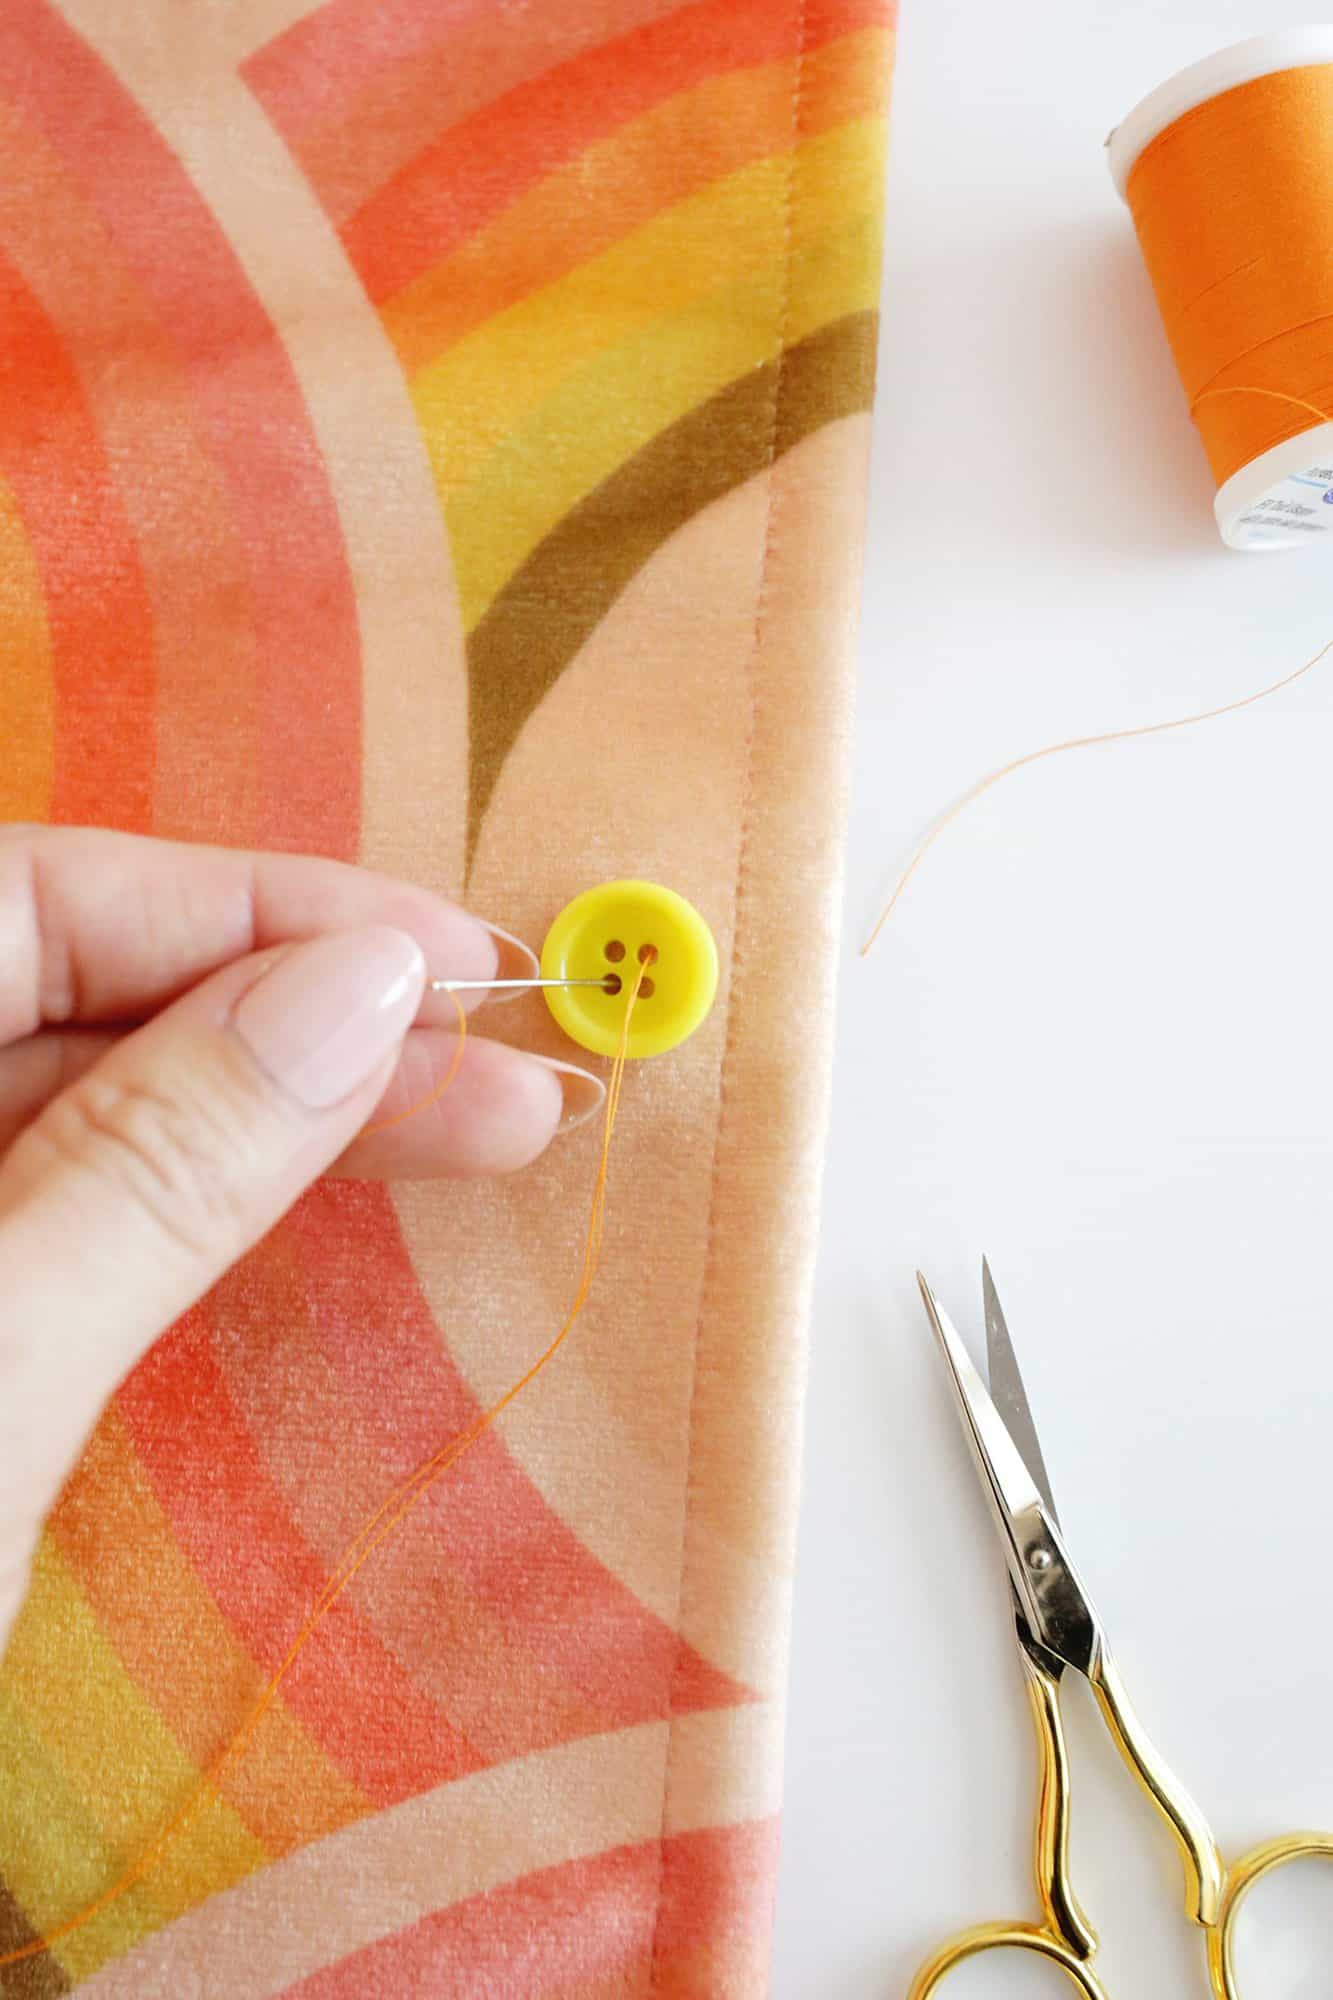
[1108, 29, 1333, 552]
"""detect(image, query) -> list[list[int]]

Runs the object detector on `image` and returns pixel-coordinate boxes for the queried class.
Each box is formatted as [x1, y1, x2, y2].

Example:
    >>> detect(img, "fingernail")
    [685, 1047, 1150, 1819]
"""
[531, 1055, 606, 1130]
[480, 921, 540, 1001]
[233, 927, 425, 1110]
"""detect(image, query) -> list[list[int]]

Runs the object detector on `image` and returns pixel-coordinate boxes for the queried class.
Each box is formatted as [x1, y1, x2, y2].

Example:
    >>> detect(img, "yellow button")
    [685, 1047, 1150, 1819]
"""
[541, 880, 718, 1059]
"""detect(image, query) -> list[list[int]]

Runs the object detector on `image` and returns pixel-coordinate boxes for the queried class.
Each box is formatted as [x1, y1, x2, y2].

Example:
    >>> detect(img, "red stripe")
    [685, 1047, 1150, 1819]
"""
[244, 0, 470, 136]
[0, 94, 269, 845]
[282, 1840, 658, 1997]
[247, 0, 686, 231]
[279, 1821, 779, 1996]
[47, 1408, 369, 1856]
[0, 246, 154, 830]
[342, 0, 887, 304]
[205, 1207, 610, 1769]
[650, 1817, 782, 1990]
[380, 24, 887, 377]
[116, 1305, 483, 1805]
[0, 2, 361, 857]
[247, 0, 652, 142]
[282, 1183, 750, 1727]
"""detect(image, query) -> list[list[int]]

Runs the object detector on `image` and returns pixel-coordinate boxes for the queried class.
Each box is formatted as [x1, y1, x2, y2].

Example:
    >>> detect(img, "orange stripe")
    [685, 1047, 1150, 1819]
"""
[48, 1407, 368, 1858]
[0, 1, 361, 856]
[276, 1820, 779, 1997]
[648, 1819, 782, 1992]
[0, 244, 154, 832]
[272, 1184, 751, 1724]
[0, 90, 261, 843]
[279, 1839, 660, 1996]
[115, 1300, 485, 1805]
[0, 473, 54, 823]
[245, 0, 680, 221]
[342, 0, 887, 305]
[384, 29, 887, 376]
[246, 0, 685, 231]
[202, 1221, 608, 1767]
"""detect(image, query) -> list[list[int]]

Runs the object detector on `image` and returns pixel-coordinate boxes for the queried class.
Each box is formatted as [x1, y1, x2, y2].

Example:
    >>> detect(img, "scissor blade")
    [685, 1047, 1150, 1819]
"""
[917, 1273, 1045, 1532]
[918, 1272, 1102, 1678]
[983, 1258, 1060, 1527]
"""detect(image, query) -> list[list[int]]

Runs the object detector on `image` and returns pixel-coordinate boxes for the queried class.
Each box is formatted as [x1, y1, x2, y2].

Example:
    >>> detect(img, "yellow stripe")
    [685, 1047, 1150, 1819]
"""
[45, 1404, 372, 1857]
[448, 209, 883, 630]
[382, 29, 889, 377]
[412, 114, 883, 498]
[0, 1677, 131, 1976]
[447, 226, 883, 632]
[417, 118, 884, 628]
[0, 475, 55, 821]
[1, 1536, 266, 1980]
[412, 150, 788, 501]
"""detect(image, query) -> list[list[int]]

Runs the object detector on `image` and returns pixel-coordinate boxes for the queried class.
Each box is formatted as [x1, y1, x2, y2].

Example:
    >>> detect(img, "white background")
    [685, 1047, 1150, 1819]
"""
[774, 4, 1333, 1995]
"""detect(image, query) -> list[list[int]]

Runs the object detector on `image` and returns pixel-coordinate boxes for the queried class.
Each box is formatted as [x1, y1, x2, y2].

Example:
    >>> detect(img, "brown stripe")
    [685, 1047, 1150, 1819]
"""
[465, 308, 878, 867]
[0, 1884, 67, 2000]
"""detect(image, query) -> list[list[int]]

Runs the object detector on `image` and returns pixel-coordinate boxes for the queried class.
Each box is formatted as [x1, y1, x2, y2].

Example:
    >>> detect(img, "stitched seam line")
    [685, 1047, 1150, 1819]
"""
[645, 5, 810, 1988]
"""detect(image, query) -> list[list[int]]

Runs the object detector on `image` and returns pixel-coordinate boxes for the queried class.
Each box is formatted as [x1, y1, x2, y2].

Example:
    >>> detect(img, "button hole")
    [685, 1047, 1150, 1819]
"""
[605, 940, 626, 962]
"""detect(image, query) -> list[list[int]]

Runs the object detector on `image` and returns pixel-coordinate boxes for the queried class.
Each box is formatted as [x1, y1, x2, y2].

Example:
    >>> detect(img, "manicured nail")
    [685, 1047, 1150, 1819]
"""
[233, 927, 425, 1110]
[532, 1055, 606, 1130]
[480, 921, 540, 1000]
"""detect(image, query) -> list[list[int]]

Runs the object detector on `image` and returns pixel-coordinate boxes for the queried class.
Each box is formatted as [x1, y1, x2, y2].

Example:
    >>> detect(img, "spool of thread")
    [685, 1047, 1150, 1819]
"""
[1109, 30, 1333, 552]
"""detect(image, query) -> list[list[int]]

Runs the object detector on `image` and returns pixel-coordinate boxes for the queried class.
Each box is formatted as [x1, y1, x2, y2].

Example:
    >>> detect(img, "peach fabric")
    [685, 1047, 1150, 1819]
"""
[0, 2, 893, 1991]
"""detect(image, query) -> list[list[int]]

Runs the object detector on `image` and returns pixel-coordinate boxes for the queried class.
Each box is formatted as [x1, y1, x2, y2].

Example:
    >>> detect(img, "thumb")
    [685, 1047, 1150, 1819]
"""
[0, 925, 424, 1631]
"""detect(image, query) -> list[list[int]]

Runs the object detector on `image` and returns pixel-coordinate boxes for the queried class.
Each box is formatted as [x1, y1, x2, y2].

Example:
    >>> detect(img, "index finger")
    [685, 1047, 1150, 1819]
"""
[0, 826, 529, 1041]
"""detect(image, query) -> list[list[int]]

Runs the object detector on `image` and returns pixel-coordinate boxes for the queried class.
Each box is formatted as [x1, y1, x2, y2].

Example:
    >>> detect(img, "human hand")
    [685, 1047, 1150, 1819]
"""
[0, 826, 603, 1646]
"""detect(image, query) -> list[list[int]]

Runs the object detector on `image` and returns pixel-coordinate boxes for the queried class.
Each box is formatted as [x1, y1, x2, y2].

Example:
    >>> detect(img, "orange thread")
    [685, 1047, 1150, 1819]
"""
[861, 635, 1333, 954]
[0, 965, 645, 1969]
[865, 56, 1333, 955]
[1124, 64, 1333, 488]
[1191, 385, 1333, 433]
[362, 982, 468, 1135]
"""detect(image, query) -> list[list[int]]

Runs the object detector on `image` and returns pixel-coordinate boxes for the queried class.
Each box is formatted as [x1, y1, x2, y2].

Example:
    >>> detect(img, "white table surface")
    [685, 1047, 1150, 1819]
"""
[773, 4, 1333, 1994]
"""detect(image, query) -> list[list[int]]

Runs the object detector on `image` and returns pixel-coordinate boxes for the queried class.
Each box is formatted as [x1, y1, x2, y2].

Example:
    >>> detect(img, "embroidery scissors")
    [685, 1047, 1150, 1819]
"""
[909, 1262, 1333, 1998]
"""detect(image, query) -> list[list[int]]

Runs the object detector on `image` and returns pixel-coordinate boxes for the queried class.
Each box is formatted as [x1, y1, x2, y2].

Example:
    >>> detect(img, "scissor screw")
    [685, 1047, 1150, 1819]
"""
[1028, 1546, 1053, 1572]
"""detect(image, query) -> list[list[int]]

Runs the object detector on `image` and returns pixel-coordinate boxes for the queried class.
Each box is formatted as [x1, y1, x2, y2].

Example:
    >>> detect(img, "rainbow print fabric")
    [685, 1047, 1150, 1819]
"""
[0, 1, 893, 1991]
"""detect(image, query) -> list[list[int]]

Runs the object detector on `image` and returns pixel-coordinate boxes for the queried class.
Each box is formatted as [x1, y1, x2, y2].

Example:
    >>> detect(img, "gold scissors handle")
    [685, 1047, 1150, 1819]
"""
[1086, 1649, 1223, 1926]
[1091, 1653, 1333, 1997]
[1021, 1635, 1096, 1955]
[905, 1632, 1105, 1997]
[904, 1650, 1333, 1998]
[912, 1272, 1333, 1999]
[906, 1922, 1108, 1998]
[1207, 1833, 1333, 1998]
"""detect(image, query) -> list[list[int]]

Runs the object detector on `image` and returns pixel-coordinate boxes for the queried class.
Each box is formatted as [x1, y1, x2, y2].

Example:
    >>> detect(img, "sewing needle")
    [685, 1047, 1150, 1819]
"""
[431, 976, 619, 994]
